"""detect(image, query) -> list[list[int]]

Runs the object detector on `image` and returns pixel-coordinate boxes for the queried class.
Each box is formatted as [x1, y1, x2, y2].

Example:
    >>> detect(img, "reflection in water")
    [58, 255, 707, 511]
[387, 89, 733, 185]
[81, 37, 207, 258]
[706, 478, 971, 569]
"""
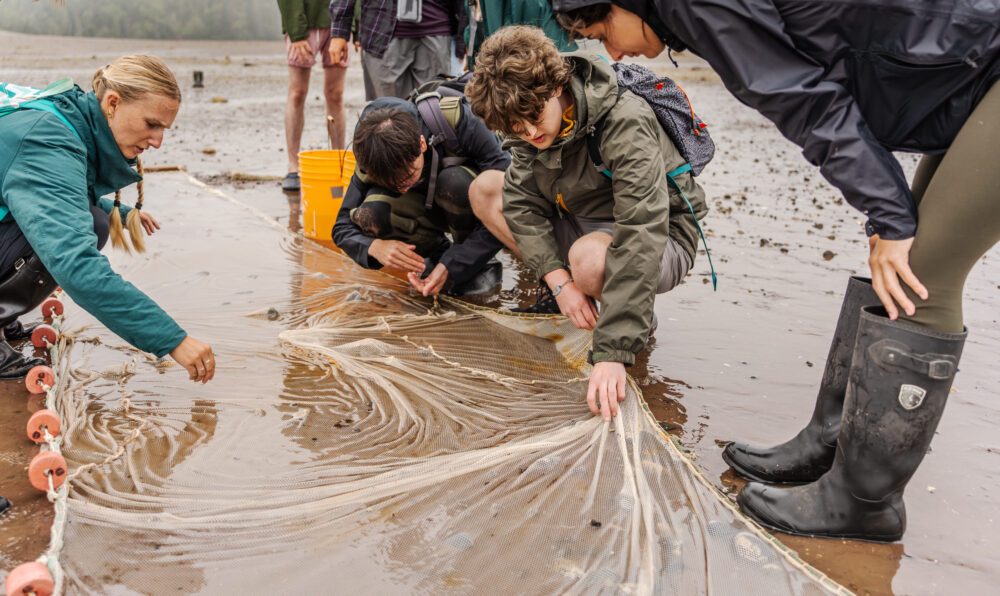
[38, 174, 848, 594]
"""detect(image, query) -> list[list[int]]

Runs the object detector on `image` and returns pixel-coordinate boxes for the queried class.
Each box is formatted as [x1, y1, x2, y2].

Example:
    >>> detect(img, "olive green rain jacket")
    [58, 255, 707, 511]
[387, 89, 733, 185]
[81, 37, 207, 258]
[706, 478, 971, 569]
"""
[277, 0, 332, 42]
[0, 85, 187, 357]
[502, 53, 709, 366]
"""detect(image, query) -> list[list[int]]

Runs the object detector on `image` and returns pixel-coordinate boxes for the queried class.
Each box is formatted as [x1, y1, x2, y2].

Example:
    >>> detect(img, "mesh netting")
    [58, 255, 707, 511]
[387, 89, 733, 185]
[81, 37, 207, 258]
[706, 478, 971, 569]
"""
[31, 173, 847, 595]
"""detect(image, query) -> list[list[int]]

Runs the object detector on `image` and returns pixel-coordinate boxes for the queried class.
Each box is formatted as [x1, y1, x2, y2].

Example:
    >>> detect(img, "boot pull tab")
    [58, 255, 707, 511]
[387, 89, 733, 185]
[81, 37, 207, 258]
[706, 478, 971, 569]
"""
[868, 339, 957, 380]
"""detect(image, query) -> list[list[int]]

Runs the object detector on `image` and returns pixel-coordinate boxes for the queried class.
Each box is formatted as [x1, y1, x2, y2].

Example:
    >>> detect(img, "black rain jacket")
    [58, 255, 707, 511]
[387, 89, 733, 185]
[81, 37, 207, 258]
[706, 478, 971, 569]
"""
[604, 0, 1000, 240]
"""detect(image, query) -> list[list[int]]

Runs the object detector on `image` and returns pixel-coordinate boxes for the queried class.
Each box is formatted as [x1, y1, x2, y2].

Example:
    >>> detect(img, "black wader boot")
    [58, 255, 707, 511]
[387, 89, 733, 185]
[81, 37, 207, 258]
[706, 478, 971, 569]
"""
[0, 255, 57, 379]
[723, 276, 878, 483]
[737, 307, 965, 542]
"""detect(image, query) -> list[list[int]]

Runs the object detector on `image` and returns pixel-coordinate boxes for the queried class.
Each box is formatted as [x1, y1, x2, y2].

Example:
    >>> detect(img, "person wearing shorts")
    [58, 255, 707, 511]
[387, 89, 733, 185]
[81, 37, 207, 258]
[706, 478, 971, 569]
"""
[278, 0, 348, 191]
[465, 27, 709, 422]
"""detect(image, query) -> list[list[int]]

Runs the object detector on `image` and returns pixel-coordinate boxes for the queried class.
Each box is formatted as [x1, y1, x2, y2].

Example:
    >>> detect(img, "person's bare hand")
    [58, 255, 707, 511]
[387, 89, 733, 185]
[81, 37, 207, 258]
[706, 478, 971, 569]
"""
[554, 282, 598, 330]
[328, 37, 350, 67]
[408, 263, 449, 296]
[138, 211, 160, 236]
[587, 361, 627, 421]
[368, 239, 425, 273]
[868, 234, 927, 319]
[169, 336, 215, 384]
[290, 39, 314, 64]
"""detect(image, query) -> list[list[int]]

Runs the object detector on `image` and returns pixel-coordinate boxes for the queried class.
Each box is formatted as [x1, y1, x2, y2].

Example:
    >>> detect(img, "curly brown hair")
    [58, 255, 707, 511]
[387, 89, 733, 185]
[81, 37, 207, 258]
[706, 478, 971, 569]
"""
[465, 26, 574, 137]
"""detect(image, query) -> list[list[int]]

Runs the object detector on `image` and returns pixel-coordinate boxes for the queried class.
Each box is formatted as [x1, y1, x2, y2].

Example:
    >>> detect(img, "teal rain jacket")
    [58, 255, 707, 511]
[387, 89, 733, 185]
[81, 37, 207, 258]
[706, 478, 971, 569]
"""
[0, 85, 187, 357]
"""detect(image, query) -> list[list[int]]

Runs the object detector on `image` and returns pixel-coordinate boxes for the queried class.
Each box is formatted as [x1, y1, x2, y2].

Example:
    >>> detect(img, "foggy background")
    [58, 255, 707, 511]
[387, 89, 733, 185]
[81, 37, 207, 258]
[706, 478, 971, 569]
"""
[0, 0, 281, 40]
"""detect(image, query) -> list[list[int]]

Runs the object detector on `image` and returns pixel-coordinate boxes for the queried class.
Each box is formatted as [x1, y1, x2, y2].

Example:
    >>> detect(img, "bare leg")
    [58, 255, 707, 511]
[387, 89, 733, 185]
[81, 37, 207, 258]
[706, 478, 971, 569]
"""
[285, 66, 311, 173]
[468, 170, 520, 257]
[568, 232, 612, 299]
[322, 65, 347, 150]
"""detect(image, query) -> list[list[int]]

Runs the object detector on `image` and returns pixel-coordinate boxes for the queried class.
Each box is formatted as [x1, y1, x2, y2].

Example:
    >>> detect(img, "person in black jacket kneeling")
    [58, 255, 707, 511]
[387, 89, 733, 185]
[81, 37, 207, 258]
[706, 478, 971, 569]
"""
[332, 95, 510, 296]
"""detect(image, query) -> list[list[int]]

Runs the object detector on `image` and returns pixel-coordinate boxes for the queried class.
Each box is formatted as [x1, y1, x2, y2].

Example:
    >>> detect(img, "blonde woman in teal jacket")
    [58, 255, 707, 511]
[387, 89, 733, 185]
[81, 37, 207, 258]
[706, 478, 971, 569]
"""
[0, 56, 215, 383]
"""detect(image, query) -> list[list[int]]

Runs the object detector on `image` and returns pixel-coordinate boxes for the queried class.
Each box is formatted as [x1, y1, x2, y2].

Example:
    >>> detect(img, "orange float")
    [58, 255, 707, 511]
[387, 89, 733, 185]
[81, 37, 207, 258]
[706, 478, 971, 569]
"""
[28, 451, 67, 492]
[40, 298, 63, 318]
[30, 324, 57, 349]
[25, 365, 55, 395]
[4, 561, 54, 596]
[26, 410, 61, 444]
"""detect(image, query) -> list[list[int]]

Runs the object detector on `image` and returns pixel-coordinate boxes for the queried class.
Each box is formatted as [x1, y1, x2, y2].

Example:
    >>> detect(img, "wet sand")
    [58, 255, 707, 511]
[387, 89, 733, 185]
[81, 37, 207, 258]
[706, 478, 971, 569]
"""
[1, 29, 998, 595]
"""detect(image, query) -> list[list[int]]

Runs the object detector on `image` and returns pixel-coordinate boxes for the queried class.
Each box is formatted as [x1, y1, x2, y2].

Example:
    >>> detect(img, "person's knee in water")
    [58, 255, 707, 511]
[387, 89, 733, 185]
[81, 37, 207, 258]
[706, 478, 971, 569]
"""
[332, 92, 510, 297]
[466, 26, 707, 422]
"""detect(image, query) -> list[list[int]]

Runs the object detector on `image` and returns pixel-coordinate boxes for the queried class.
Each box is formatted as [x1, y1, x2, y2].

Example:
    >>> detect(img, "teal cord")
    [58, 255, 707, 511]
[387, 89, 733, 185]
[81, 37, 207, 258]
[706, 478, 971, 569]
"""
[601, 163, 717, 290]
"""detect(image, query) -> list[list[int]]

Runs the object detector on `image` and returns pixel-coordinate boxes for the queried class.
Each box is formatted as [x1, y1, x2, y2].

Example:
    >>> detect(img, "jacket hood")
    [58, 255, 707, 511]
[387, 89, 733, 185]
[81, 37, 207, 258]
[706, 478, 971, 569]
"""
[566, 52, 620, 133]
[48, 86, 142, 201]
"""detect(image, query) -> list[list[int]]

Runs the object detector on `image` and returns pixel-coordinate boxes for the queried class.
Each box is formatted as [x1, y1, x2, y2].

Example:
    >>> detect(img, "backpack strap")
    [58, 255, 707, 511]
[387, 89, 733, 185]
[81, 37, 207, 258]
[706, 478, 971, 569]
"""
[416, 92, 470, 210]
[416, 91, 461, 153]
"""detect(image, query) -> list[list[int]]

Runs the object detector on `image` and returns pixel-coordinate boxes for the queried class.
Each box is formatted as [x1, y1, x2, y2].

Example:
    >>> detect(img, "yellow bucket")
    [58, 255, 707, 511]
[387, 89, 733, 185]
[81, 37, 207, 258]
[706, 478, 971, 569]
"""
[299, 150, 356, 240]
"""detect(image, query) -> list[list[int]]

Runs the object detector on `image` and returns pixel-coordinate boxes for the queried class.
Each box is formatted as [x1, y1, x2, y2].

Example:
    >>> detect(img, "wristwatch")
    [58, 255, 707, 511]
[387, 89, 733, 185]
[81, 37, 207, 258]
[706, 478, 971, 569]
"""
[551, 279, 574, 296]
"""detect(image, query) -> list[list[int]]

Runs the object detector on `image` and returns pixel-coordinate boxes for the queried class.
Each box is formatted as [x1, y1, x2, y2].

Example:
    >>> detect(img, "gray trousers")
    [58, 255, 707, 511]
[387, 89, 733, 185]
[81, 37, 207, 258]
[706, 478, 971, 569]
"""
[361, 35, 452, 100]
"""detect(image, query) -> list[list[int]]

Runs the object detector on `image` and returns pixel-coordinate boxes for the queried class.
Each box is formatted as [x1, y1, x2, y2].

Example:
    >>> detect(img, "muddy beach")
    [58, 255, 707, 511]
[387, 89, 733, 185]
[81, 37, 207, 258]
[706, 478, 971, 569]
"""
[1, 30, 998, 595]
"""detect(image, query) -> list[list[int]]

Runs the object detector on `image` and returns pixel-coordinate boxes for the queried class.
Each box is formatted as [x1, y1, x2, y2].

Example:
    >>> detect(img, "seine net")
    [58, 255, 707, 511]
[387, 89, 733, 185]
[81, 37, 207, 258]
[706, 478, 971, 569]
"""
[27, 173, 847, 595]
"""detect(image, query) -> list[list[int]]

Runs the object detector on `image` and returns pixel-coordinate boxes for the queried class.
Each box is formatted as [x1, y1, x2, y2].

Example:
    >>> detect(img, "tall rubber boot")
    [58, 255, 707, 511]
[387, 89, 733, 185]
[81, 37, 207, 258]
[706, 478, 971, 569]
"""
[723, 276, 878, 483]
[737, 307, 966, 541]
[0, 254, 57, 378]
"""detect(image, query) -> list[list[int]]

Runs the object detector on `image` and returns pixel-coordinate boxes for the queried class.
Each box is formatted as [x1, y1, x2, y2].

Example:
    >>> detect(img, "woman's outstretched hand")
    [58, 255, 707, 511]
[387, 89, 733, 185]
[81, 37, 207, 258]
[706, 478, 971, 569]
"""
[868, 234, 928, 319]
[138, 211, 160, 235]
[170, 336, 215, 383]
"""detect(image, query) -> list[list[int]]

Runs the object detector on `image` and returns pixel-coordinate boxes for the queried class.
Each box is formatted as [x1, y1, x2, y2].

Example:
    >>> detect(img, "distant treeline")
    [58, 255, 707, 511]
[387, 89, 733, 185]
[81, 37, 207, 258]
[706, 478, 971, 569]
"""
[0, 0, 282, 40]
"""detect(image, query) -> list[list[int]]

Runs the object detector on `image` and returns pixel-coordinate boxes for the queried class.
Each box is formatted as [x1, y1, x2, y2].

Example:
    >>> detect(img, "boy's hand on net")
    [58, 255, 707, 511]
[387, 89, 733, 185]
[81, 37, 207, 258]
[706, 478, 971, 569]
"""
[555, 282, 598, 330]
[408, 263, 449, 296]
[369, 239, 425, 273]
[587, 361, 627, 422]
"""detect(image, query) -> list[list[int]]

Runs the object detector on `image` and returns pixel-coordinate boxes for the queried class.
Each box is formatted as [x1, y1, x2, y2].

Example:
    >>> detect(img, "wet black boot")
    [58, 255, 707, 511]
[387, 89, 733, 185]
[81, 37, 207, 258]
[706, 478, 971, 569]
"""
[0, 255, 57, 378]
[723, 276, 878, 483]
[737, 307, 966, 542]
[3, 319, 36, 342]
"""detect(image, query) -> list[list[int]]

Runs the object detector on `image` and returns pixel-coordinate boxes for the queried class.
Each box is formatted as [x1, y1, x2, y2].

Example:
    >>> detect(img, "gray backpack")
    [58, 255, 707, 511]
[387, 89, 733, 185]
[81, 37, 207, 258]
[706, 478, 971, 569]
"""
[586, 62, 714, 177]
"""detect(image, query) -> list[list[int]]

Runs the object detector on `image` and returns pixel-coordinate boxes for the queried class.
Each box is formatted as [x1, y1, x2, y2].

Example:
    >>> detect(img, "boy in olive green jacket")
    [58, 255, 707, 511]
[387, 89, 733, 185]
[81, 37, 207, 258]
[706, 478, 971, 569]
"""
[466, 26, 708, 421]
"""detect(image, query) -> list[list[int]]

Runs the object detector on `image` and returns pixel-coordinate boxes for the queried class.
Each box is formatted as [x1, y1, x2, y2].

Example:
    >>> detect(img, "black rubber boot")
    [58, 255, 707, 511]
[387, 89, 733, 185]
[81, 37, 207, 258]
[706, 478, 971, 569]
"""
[0, 255, 57, 378]
[512, 282, 559, 314]
[3, 319, 36, 342]
[448, 259, 502, 296]
[723, 276, 878, 483]
[737, 307, 966, 542]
